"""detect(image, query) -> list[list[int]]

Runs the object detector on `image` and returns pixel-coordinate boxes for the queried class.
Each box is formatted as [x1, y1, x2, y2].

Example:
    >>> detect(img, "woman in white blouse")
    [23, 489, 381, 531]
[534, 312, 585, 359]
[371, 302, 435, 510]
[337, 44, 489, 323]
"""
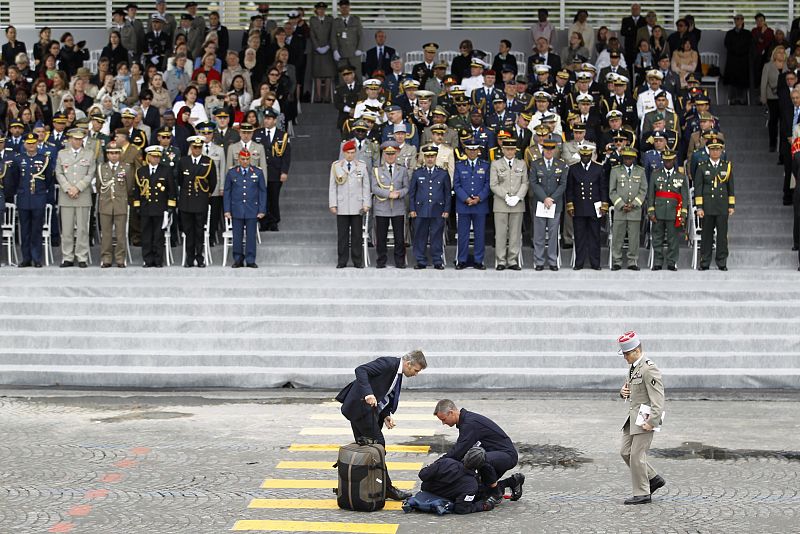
[172, 84, 208, 126]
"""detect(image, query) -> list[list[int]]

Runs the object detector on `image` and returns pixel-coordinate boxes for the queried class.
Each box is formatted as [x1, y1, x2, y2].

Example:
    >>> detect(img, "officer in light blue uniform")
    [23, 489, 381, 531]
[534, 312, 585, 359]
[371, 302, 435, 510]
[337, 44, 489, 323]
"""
[16, 133, 54, 267]
[453, 142, 490, 269]
[223, 148, 267, 268]
[641, 131, 666, 183]
[409, 145, 451, 269]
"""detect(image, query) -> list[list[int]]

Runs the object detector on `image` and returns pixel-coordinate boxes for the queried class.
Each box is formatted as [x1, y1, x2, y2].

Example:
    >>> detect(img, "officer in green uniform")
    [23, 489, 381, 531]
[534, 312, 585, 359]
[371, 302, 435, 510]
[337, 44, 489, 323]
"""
[694, 139, 734, 271]
[609, 147, 647, 270]
[618, 331, 666, 505]
[647, 150, 688, 271]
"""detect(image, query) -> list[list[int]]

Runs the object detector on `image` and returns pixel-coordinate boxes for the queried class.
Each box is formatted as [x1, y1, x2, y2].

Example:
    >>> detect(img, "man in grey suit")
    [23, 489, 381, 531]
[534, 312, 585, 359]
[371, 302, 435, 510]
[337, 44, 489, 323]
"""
[371, 141, 409, 269]
[183, 1, 206, 59]
[56, 129, 97, 268]
[331, 0, 364, 80]
[490, 138, 528, 270]
[530, 140, 568, 271]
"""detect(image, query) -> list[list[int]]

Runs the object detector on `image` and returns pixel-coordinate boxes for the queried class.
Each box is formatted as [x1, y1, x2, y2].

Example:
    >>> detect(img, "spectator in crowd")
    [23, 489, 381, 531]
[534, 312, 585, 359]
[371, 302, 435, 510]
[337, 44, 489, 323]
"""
[29, 79, 54, 125]
[451, 39, 474, 83]
[649, 26, 669, 60]
[595, 26, 610, 57]
[492, 40, 517, 77]
[2, 26, 26, 67]
[562, 32, 590, 65]
[332, 0, 364, 80]
[528, 37, 561, 79]
[684, 14, 702, 50]
[32, 27, 51, 67]
[761, 46, 786, 152]
[725, 14, 753, 105]
[364, 30, 395, 77]
[671, 39, 698, 88]
[571, 10, 595, 58]
[57, 33, 89, 78]
[621, 3, 647, 67]
[531, 9, 554, 45]
[753, 13, 775, 86]
[310, 1, 336, 103]
[635, 12, 658, 54]
[667, 18, 688, 55]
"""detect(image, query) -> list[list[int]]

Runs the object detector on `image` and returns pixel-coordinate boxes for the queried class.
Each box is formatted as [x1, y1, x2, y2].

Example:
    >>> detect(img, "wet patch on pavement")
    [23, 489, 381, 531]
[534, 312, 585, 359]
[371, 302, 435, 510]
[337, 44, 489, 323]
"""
[92, 411, 193, 423]
[516, 443, 592, 468]
[651, 441, 800, 461]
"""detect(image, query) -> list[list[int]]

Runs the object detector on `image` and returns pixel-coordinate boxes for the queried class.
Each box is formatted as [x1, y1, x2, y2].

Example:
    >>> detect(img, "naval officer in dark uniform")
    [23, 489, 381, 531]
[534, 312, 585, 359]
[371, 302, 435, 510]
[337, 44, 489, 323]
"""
[133, 145, 177, 267]
[177, 135, 217, 267]
[566, 144, 609, 270]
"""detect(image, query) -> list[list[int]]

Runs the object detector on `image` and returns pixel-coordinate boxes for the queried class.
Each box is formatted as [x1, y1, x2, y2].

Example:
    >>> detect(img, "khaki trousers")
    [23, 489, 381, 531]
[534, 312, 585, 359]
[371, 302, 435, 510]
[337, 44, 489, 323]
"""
[100, 212, 128, 265]
[60, 206, 91, 262]
[494, 212, 523, 266]
[621, 422, 658, 496]
[612, 217, 641, 266]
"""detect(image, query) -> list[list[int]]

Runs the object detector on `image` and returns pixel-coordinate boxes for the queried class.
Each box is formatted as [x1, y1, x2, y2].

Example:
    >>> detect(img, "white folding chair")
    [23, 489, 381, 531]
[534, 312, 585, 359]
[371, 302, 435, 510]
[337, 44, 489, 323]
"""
[222, 217, 233, 266]
[439, 51, 458, 67]
[512, 51, 526, 76]
[2, 202, 18, 266]
[699, 52, 720, 105]
[204, 206, 213, 265]
[125, 206, 132, 265]
[42, 204, 54, 266]
[361, 213, 370, 267]
[404, 51, 424, 74]
[163, 212, 173, 266]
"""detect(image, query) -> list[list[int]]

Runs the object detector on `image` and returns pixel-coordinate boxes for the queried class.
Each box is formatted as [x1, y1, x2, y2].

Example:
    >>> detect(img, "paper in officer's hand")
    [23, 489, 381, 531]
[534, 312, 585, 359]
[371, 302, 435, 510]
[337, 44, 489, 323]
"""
[536, 201, 556, 218]
[635, 404, 664, 432]
[594, 201, 603, 218]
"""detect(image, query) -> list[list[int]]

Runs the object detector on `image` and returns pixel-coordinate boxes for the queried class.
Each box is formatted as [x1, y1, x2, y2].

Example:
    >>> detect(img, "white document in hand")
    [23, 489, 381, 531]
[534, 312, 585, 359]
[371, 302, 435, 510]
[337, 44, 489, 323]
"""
[536, 201, 556, 219]
[635, 404, 665, 432]
[594, 201, 603, 218]
[162, 211, 170, 230]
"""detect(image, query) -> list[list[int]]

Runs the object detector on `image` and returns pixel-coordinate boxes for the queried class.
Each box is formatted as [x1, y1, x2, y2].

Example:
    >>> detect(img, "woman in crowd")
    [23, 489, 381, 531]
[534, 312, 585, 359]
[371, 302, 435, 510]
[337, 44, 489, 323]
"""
[761, 45, 786, 152]
[671, 38, 698, 88]
[310, 1, 336, 103]
[172, 85, 208, 126]
[650, 25, 669, 59]
[562, 32, 590, 62]
[101, 31, 128, 75]
[29, 79, 54, 125]
[570, 9, 594, 57]
[57, 32, 89, 77]
[724, 14, 753, 105]
[32, 27, 52, 67]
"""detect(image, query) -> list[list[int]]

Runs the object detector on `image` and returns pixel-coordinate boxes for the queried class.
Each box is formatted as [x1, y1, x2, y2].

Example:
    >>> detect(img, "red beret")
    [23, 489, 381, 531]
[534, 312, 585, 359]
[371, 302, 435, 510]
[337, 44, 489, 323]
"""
[238, 149, 251, 158]
[483, 69, 496, 76]
[342, 139, 357, 152]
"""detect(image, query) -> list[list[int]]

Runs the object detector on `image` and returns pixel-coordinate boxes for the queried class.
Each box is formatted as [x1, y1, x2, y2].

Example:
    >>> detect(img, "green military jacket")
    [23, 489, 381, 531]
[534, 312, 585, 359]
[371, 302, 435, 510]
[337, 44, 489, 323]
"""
[647, 167, 689, 223]
[609, 164, 647, 221]
[694, 159, 734, 215]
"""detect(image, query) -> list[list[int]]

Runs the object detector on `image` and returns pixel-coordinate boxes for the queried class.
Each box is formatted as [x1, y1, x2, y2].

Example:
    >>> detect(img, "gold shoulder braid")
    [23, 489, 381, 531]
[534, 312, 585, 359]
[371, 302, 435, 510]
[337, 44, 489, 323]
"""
[30, 155, 49, 193]
[374, 167, 391, 202]
[136, 168, 151, 200]
[333, 161, 348, 185]
[98, 164, 115, 194]
[272, 132, 289, 157]
[0, 161, 6, 190]
[193, 158, 214, 193]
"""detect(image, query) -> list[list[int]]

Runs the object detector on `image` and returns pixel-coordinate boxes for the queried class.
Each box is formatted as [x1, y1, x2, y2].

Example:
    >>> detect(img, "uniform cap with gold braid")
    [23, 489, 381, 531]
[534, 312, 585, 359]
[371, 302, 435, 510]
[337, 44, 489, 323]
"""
[145, 145, 163, 156]
[423, 42, 439, 53]
[661, 150, 677, 161]
[542, 139, 558, 150]
[577, 143, 594, 155]
[421, 145, 439, 156]
[533, 124, 550, 136]
[620, 147, 638, 157]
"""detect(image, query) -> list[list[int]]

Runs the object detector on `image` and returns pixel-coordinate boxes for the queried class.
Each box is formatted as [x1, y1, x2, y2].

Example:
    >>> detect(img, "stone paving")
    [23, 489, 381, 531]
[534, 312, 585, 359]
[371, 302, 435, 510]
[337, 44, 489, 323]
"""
[0, 389, 797, 534]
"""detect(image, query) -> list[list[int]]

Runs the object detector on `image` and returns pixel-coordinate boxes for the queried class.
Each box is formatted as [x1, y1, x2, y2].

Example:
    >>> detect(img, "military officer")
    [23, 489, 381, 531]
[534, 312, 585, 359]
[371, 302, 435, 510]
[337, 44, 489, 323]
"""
[96, 142, 135, 268]
[212, 109, 240, 153]
[330, 139, 370, 268]
[120, 108, 148, 151]
[55, 128, 96, 268]
[224, 149, 267, 268]
[144, 13, 172, 70]
[485, 96, 517, 134]
[647, 150, 688, 271]
[156, 127, 182, 177]
[411, 42, 439, 87]
[346, 120, 380, 174]
[254, 109, 291, 232]
[641, 132, 667, 183]
[618, 331, 666, 505]
[226, 123, 264, 172]
[530, 140, 568, 270]
[331, 0, 364, 80]
[0, 134, 20, 250]
[409, 146, 451, 269]
[333, 66, 362, 130]
[467, 108, 496, 160]
[421, 107, 459, 148]
[566, 144, 608, 270]
[177, 135, 217, 267]
[609, 147, 647, 270]
[453, 143, 490, 270]
[490, 138, 528, 270]
[390, 124, 418, 172]
[133, 146, 177, 267]
[371, 141, 409, 269]
[602, 76, 638, 130]
[694, 140, 734, 271]
[419, 124, 455, 179]
[197, 122, 226, 246]
[16, 133, 54, 268]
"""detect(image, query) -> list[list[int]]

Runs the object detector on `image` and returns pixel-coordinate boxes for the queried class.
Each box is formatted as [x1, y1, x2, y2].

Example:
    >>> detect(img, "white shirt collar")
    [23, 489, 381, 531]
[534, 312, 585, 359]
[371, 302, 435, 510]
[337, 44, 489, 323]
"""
[632, 355, 644, 369]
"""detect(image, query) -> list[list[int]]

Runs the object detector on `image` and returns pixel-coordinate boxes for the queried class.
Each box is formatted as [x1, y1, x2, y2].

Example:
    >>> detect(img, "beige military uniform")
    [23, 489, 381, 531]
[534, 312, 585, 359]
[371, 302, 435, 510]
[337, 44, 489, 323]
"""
[621, 357, 665, 496]
[490, 157, 528, 267]
[227, 140, 264, 172]
[417, 143, 455, 179]
[56, 146, 96, 263]
[96, 161, 135, 265]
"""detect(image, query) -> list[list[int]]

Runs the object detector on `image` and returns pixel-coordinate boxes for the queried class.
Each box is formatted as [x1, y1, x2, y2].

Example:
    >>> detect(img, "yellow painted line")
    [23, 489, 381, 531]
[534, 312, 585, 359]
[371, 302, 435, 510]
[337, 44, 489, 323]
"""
[322, 401, 436, 408]
[261, 479, 415, 490]
[276, 461, 422, 470]
[248, 498, 404, 511]
[231, 520, 398, 533]
[289, 444, 430, 454]
[300, 427, 435, 437]
[311, 414, 435, 422]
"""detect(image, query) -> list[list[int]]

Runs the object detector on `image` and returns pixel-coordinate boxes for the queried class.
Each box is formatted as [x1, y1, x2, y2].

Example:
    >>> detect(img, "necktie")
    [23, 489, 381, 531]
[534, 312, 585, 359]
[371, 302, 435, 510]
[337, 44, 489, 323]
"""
[344, 16, 348, 27]
[378, 47, 383, 58]
[244, 142, 249, 150]
[794, 107, 800, 125]
[194, 158, 199, 165]
[546, 161, 551, 170]
[155, 31, 159, 38]
[347, 162, 351, 172]
[508, 160, 512, 169]
[386, 164, 392, 176]
[348, 84, 353, 91]
[111, 164, 117, 173]
[204, 145, 209, 155]
[629, 365, 634, 379]
[378, 373, 401, 411]
[267, 130, 272, 145]
[627, 167, 632, 177]
[74, 150, 79, 157]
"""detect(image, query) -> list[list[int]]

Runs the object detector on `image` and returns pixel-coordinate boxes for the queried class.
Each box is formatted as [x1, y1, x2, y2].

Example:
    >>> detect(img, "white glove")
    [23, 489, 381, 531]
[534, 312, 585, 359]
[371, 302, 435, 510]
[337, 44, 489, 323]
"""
[150, 55, 160, 65]
[505, 194, 513, 207]
[333, 50, 341, 62]
[506, 195, 520, 207]
[316, 45, 330, 54]
[354, 49, 363, 57]
[343, 105, 352, 113]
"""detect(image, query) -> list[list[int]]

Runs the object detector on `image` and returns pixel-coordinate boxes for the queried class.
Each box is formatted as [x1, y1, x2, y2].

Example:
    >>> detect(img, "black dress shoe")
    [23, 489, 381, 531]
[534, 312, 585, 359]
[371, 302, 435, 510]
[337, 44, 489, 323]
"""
[573, 265, 583, 270]
[611, 265, 621, 271]
[592, 266, 601, 271]
[624, 495, 651, 505]
[154, 263, 163, 268]
[549, 265, 559, 271]
[336, 264, 346, 268]
[376, 264, 386, 269]
[143, 263, 151, 268]
[414, 264, 427, 269]
[386, 485, 412, 501]
[455, 263, 466, 270]
[652, 265, 663, 271]
[396, 264, 406, 269]
[718, 266, 728, 271]
[496, 264, 506, 271]
[628, 265, 640, 271]
[354, 264, 365, 268]
[474, 263, 486, 270]
[34, 262, 43, 268]
[699, 266, 709, 271]
[101, 263, 112, 268]
[667, 265, 677, 271]
[60, 261, 74, 268]
[196, 262, 206, 268]
[434, 264, 444, 270]
[184, 263, 194, 268]
[508, 264, 521, 271]
[232, 261, 243, 268]
[116, 263, 126, 268]
[19, 261, 32, 268]
[649, 475, 666, 494]
[535, 265, 544, 271]
[510, 473, 525, 501]
[793, 246, 799, 251]
[247, 263, 258, 268]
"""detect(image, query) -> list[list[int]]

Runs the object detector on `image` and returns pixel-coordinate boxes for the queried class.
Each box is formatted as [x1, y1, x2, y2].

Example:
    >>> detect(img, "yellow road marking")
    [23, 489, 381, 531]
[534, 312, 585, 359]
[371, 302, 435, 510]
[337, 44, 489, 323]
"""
[311, 414, 435, 422]
[248, 498, 404, 511]
[321, 401, 436, 408]
[261, 479, 415, 490]
[300, 427, 435, 437]
[231, 520, 398, 533]
[289, 444, 430, 454]
[276, 461, 422, 470]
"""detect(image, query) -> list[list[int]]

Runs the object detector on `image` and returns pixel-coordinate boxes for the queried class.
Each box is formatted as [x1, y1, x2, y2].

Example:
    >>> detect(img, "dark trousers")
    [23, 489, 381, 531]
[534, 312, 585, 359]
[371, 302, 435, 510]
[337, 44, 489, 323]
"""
[375, 215, 405, 267]
[337, 214, 363, 267]
[349, 411, 394, 487]
[573, 215, 601, 268]
[457, 212, 486, 264]
[19, 208, 45, 263]
[140, 214, 165, 266]
[261, 181, 282, 230]
[767, 99, 779, 149]
[413, 216, 445, 266]
[782, 139, 794, 202]
[181, 210, 206, 265]
[210, 196, 224, 243]
[50, 204, 60, 244]
[700, 213, 729, 268]
[128, 203, 141, 245]
[232, 217, 258, 265]
[479, 450, 518, 487]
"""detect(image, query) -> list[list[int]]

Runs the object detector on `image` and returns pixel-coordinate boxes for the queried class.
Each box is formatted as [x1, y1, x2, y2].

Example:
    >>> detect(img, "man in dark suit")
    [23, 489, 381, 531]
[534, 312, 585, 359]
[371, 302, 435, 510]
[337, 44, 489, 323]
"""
[137, 90, 162, 134]
[620, 3, 647, 67]
[363, 30, 395, 77]
[527, 37, 562, 82]
[336, 350, 428, 501]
